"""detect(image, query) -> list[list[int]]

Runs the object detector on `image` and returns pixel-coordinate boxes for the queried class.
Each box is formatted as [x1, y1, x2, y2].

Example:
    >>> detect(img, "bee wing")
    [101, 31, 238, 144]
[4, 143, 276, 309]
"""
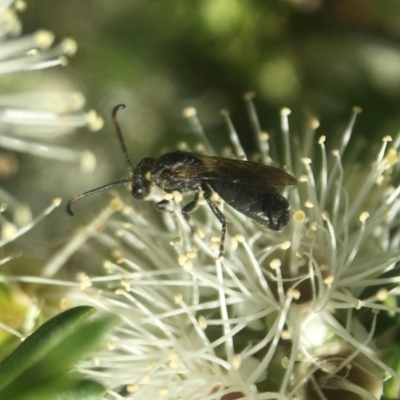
[175, 154, 297, 188]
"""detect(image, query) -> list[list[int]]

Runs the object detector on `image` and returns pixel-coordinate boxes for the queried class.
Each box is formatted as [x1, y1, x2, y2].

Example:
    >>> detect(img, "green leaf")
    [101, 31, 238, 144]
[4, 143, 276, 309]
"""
[4, 379, 106, 400]
[0, 306, 96, 392]
[1, 379, 106, 400]
[0, 306, 116, 400]
[1, 315, 116, 398]
[33, 314, 116, 378]
[56, 379, 106, 400]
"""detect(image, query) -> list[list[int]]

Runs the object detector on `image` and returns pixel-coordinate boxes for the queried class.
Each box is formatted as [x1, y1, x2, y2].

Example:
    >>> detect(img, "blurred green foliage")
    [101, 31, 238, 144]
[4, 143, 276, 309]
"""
[20, 0, 400, 144]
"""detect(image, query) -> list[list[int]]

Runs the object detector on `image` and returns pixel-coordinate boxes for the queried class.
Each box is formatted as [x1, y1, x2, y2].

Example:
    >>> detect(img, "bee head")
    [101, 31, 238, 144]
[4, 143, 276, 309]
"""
[132, 169, 152, 199]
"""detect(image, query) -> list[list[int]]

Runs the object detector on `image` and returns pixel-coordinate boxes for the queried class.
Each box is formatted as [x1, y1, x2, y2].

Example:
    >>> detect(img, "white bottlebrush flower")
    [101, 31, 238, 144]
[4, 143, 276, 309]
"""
[0, 1, 104, 244]
[15, 94, 400, 398]
[0, 1, 103, 173]
[0, 1, 102, 337]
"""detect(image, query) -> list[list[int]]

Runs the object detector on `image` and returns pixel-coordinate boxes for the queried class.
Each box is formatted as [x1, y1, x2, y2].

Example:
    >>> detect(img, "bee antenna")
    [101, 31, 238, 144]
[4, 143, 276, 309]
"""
[112, 104, 135, 173]
[66, 178, 131, 216]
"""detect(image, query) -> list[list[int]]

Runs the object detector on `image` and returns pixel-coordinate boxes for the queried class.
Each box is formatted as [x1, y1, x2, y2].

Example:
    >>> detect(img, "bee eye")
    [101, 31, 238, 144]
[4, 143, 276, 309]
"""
[132, 185, 147, 199]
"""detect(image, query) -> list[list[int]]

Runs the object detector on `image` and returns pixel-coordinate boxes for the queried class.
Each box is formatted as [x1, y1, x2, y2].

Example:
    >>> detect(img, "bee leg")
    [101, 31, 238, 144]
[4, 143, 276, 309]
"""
[181, 191, 200, 236]
[201, 183, 226, 259]
[155, 199, 173, 213]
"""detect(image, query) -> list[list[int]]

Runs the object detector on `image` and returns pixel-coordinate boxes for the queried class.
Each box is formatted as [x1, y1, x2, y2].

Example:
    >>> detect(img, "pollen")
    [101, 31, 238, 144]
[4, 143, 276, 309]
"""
[231, 354, 241, 370]
[293, 210, 306, 223]
[115, 229, 125, 237]
[318, 135, 326, 144]
[235, 234, 245, 242]
[182, 106, 197, 118]
[127, 384, 140, 393]
[209, 242, 219, 251]
[183, 259, 193, 271]
[121, 278, 131, 290]
[299, 175, 308, 182]
[52, 197, 62, 207]
[169, 236, 181, 246]
[359, 212, 369, 222]
[382, 135, 393, 142]
[287, 288, 301, 300]
[376, 288, 388, 301]
[281, 357, 289, 369]
[305, 200, 314, 208]
[281, 330, 292, 340]
[259, 132, 269, 141]
[178, 255, 187, 265]
[34, 29, 54, 48]
[230, 236, 238, 250]
[103, 260, 114, 272]
[186, 250, 197, 259]
[86, 110, 104, 131]
[77, 272, 92, 290]
[1, 222, 17, 240]
[142, 373, 151, 384]
[60, 37, 77, 55]
[174, 292, 183, 304]
[173, 191, 183, 202]
[15, 0, 27, 11]
[177, 141, 189, 150]
[168, 353, 178, 363]
[385, 148, 398, 165]
[269, 258, 281, 270]
[110, 198, 123, 211]
[198, 315, 208, 329]
[60, 298, 71, 309]
[280, 241, 291, 249]
[121, 206, 133, 215]
[195, 143, 205, 153]
[168, 358, 179, 370]
[168, 352, 179, 369]
[309, 117, 320, 129]
[196, 227, 206, 238]
[107, 339, 116, 350]
[323, 275, 334, 285]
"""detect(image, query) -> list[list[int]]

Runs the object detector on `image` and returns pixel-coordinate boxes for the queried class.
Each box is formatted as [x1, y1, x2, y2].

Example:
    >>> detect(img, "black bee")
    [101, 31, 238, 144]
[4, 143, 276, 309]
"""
[67, 105, 297, 258]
